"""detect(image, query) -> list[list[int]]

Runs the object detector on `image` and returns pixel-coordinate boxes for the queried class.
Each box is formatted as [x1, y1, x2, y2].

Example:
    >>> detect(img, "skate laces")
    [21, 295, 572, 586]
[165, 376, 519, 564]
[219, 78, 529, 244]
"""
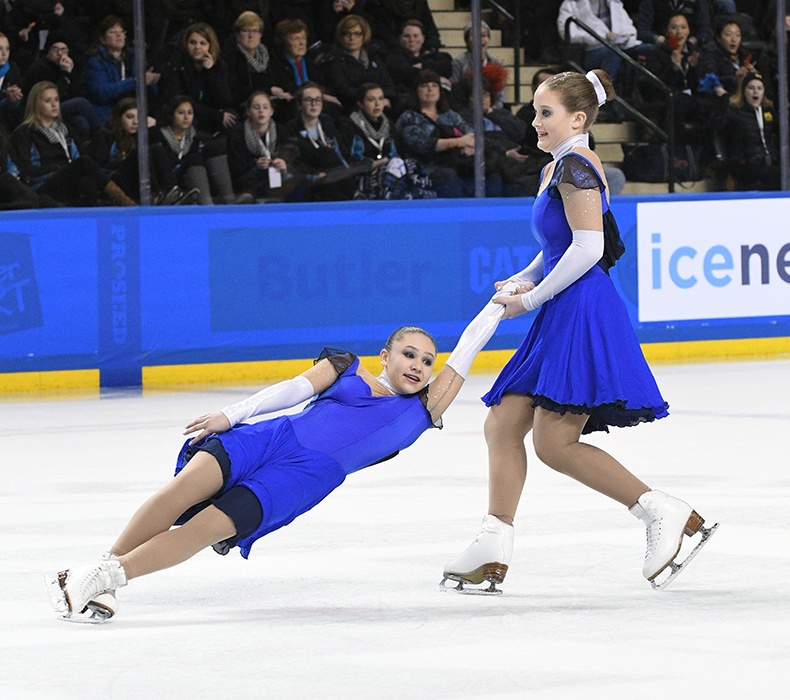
[78, 563, 113, 599]
[643, 513, 662, 561]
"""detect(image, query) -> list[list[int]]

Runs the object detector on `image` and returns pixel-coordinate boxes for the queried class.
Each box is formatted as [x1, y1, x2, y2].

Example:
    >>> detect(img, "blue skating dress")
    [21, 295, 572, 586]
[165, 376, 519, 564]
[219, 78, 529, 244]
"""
[483, 153, 669, 434]
[175, 352, 438, 558]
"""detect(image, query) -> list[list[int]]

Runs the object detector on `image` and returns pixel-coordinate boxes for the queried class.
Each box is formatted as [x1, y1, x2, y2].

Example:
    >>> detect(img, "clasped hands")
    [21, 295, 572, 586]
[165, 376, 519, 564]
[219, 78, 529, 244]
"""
[492, 279, 535, 319]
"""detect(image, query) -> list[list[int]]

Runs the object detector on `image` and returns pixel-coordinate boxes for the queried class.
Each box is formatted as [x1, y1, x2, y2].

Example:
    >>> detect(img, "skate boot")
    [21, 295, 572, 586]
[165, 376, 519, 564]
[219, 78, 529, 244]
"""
[440, 515, 514, 595]
[630, 490, 718, 590]
[80, 551, 120, 623]
[46, 559, 127, 623]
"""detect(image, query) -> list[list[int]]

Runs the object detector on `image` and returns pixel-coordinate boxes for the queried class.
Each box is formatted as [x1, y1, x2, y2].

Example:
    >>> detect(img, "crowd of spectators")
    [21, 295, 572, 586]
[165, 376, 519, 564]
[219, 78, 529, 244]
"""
[0, 1, 784, 210]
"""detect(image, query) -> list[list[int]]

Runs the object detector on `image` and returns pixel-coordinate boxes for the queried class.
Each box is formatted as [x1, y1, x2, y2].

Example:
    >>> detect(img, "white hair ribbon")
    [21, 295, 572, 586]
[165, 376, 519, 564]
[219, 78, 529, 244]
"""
[585, 71, 607, 106]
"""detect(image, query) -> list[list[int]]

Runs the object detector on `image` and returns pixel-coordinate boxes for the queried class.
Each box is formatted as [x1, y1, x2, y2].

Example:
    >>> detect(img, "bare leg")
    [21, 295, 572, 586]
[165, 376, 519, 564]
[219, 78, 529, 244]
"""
[532, 407, 650, 507]
[110, 451, 225, 556]
[119, 505, 236, 580]
[485, 393, 535, 524]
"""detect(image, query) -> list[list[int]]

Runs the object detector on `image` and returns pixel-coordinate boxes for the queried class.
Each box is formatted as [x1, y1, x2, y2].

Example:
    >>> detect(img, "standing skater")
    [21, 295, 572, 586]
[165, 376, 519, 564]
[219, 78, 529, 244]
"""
[47, 299, 508, 623]
[442, 70, 717, 594]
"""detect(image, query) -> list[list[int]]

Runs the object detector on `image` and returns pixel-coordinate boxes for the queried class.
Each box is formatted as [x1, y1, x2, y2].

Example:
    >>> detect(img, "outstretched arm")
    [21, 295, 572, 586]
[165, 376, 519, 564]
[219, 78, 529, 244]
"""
[425, 282, 516, 421]
[183, 358, 340, 443]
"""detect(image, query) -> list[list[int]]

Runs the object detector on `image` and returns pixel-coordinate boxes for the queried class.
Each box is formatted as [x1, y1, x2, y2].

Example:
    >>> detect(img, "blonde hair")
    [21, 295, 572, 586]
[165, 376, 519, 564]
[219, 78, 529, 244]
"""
[22, 81, 60, 127]
[336, 15, 372, 46]
[234, 11, 264, 33]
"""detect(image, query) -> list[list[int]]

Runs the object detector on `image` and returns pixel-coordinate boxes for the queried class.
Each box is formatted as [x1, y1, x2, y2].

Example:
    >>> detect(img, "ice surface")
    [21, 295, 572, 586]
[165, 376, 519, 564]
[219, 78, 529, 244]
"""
[2, 360, 788, 699]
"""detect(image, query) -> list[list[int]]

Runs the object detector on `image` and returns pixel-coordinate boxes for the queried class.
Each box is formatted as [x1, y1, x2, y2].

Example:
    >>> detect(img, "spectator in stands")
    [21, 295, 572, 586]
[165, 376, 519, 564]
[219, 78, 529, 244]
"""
[451, 22, 505, 108]
[636, 0, 712, 47]
[645, 13, 709, 142]
[699, 17, 758, 98]
[225, 11, 274, 112]
[227, 90, 291, 201]
[84, 16, 161, 126]
[385, 19, 452, 105]
[0, 32, 24, 131]
[366, 0, 441, 54]
[557, 1, 651, 92]
[720, 73, 779, 191]
[268, 1, 320, 47]
[4, 1, 86, 71]
[283, 81, 357, 201]
[323, 14, 399, 114]
[0, 121, 59, 209]
[457, 73, 542, 197]
[346, 82, 435, 199]
[159, 23, 238, 134]
[89, 97, 198, 205]
[155, 94, 252, 205]
[210, 1, 272, 47]
[10, 81, 135, 206]
[269, 19, 339, 123]
[395, 69, 483, 198]
[317, 0, 374, 47]
[23, 31, 101, 141]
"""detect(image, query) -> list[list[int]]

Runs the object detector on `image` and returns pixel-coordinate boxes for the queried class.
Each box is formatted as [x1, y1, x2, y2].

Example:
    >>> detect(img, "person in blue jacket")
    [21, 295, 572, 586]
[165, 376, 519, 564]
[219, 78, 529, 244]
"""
[47, 301, 509, 623]
[83, 15, 160, 125]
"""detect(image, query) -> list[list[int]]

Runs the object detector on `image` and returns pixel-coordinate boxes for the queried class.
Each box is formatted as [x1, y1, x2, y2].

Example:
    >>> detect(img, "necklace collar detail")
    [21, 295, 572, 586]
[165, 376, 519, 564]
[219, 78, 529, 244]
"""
[551, 132, 589, 160]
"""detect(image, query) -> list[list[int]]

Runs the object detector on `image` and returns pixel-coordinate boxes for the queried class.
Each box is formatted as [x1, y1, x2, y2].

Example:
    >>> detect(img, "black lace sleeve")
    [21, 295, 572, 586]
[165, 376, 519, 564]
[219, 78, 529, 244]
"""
[546, 153, 605, 199]
[314, 348, 357, 375]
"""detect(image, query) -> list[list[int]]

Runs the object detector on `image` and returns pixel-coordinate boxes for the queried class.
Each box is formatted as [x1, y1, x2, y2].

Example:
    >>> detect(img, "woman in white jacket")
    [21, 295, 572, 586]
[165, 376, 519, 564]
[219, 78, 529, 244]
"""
[557, 0, 649, 86]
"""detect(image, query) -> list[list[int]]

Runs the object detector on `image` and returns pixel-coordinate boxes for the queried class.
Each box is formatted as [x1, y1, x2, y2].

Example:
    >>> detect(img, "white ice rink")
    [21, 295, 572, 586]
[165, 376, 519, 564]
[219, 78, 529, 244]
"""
[2, 359, 789, 699]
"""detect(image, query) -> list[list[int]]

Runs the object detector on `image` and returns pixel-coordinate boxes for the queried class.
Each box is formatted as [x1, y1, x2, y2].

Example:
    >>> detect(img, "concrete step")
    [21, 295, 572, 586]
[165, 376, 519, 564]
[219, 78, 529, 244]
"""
[433, 10, 474, 29]
[590, 121, 640, 143]
[429, 0, 456, 10]
[442, 27, 502, 47]
[621, 179, 715, 195]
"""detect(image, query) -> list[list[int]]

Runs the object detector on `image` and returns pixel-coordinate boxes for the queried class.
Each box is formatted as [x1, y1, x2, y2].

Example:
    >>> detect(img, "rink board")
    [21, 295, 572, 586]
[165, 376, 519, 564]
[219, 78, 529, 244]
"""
[1, 194, 789, 390]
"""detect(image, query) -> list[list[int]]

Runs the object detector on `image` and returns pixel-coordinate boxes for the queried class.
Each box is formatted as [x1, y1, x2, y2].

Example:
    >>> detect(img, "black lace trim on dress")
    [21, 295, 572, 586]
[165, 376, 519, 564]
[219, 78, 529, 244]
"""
[547, 153, 625, 272]
[530, 393, 670, 435]
[315, 347, 357, 375]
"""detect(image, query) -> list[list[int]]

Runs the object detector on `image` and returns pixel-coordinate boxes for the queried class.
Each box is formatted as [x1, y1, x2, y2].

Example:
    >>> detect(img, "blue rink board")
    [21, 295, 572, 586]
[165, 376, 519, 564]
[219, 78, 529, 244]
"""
[1, 195, 788, 387]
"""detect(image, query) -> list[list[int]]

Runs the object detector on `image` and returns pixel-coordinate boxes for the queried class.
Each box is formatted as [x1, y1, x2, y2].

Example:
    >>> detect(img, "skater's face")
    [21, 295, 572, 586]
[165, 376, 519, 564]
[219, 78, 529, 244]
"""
[172, 101, 194, 132]
[400, 25, 424, 55]
[247, 93, 273, 129]
[359, 87, 385, 119]
[531, 84, 586, 153]
[744, 79, 765, 107]
[380, 332, 436, 394]
[121, 107, 138, 134]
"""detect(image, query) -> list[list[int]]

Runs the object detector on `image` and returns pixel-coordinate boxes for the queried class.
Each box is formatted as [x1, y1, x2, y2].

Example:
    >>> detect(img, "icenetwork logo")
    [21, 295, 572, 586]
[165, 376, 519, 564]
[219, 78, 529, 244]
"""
[0, 231, 43, 336]
[637, 199, 790, 322]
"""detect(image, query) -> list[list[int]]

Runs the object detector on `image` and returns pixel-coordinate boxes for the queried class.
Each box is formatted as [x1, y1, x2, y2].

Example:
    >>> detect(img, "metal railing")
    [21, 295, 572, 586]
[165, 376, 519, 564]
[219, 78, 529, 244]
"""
[480, 0, 522, 105]
[563, 16, 678, 192]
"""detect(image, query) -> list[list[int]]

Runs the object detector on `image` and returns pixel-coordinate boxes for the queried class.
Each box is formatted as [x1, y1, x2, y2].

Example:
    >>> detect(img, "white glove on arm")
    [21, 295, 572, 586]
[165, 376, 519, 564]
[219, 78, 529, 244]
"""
[221, 375, 315, 427]
[520, 229, 603, 312]
[509, 251, 544, 286]
[445, 280, 517, 379]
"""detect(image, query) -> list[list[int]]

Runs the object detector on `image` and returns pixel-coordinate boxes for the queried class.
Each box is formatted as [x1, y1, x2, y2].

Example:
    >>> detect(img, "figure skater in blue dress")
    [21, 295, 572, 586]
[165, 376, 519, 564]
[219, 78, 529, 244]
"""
[442, 69, 717, 594]
[47, 306, 508, 623]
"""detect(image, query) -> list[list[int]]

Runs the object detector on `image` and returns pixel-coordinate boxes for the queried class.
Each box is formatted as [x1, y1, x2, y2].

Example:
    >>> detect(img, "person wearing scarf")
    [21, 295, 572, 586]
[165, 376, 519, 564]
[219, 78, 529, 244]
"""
[226, 11, 275, 111]
[10, 81, 134, 206]
[227, 91, 290, 200]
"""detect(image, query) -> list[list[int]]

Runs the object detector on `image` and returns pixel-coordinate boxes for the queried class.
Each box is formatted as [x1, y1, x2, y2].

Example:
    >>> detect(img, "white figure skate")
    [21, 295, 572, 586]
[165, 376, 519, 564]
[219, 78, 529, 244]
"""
[46, 560, 127, 623]
[630, 490, 718, 590]
[440, 514, 514, 595]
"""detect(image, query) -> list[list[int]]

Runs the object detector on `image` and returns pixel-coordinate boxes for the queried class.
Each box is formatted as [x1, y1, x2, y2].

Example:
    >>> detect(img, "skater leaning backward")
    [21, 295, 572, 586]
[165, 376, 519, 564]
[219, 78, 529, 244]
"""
[47, 301, 509, 623]
[442, 69, 717, 595]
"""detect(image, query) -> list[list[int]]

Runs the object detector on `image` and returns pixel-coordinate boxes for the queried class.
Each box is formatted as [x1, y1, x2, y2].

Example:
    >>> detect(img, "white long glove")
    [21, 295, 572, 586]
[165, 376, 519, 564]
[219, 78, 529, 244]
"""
[509, 251, 545, 286]
[445, 280, 518, 378]
[520, 229, 602, 312]
[221, 375, 315, 427]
